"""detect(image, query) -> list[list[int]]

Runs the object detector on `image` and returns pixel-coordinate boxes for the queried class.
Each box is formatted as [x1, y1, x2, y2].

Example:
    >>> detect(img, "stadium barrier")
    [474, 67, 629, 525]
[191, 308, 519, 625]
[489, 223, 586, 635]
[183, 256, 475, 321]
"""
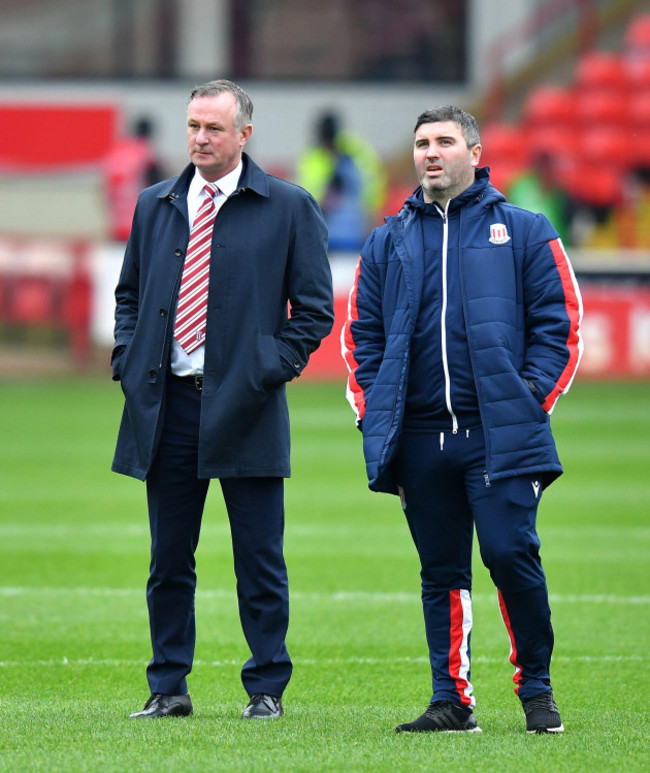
[1, 243, 649, 379]
[304, 281, 650, 381]
[0, 239, 92, 361]
[302, 255, 650, 381]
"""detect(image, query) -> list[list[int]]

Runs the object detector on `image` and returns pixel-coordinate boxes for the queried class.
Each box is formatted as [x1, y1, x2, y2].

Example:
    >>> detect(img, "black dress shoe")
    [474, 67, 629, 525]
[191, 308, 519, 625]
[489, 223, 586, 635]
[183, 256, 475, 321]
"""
[241, 693, 284, 719]
[129, 693, 193, 718]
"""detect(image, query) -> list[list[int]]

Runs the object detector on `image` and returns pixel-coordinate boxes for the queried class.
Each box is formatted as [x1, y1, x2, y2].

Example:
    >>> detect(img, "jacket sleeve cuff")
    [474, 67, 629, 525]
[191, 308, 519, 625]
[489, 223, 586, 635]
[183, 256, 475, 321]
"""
[276, 339, 304, 380]
[111, 345, 126, 381]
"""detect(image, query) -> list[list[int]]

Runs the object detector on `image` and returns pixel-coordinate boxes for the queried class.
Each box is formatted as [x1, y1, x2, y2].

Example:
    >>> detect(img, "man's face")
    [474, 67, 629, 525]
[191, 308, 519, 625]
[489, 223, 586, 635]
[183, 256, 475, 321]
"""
[413, 121, 482, 205]
[187, 92, 252, 181]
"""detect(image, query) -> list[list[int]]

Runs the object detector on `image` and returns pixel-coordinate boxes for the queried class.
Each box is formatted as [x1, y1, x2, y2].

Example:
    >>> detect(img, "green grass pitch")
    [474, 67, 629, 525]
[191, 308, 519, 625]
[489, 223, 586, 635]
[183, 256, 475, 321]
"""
[0, 376, 648, 771]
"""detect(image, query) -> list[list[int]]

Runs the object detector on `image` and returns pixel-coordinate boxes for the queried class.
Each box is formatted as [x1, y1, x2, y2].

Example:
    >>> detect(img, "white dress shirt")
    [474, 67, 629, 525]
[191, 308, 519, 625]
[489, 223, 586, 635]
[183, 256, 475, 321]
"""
[171, 161, 243, 376]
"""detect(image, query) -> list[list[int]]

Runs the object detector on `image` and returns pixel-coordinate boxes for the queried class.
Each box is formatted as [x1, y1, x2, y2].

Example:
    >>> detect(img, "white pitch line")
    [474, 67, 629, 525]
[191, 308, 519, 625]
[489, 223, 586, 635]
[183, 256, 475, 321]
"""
[0, 587, 648, 605]
[0, 654, 644, 669]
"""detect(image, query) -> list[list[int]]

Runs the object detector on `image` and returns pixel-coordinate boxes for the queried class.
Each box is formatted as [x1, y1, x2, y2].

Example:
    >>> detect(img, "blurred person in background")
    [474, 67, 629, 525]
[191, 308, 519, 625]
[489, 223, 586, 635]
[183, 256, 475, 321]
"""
[506, 150, 575, 245]
[111, 79, 334, 721]
[342, 105, 582, 735]
[615, 166, 650, 248]
[297, 110, 387, 251]
[104, 116, 165, 242]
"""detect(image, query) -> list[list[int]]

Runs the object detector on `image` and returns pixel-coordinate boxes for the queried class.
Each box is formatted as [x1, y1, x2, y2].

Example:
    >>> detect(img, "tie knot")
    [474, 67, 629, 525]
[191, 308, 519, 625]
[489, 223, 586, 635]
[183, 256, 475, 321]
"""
[203, 183, 219, 199]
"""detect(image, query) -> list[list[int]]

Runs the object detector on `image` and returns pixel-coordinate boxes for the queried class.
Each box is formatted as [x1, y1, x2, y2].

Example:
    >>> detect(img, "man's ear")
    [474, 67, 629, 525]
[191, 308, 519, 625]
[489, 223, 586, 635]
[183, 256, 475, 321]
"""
[240, 124, 253, 147]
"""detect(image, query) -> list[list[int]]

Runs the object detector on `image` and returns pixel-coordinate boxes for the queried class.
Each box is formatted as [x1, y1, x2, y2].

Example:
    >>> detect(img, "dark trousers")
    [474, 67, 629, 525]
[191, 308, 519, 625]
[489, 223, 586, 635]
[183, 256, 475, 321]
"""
[144, 376, 292, 697]
[394, 427, 554, 706]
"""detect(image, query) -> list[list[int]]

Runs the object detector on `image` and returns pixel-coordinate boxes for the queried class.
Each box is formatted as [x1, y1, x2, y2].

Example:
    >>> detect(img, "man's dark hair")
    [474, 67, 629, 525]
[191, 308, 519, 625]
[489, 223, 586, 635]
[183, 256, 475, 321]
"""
[414, 106, 481, 148]
[189, 79, 253, 130]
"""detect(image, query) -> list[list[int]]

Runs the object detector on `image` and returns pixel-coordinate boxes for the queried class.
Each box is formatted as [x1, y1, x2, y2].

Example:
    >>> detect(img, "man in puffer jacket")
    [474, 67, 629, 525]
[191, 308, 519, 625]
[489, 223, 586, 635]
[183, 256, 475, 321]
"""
[342, 106, 583, 735]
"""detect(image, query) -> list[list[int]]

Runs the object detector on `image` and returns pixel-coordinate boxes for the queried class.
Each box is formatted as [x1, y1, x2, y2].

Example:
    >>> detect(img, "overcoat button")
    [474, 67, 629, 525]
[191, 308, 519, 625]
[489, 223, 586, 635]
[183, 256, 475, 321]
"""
[175, 248, 183, 256]
[159, 308, 167, 317]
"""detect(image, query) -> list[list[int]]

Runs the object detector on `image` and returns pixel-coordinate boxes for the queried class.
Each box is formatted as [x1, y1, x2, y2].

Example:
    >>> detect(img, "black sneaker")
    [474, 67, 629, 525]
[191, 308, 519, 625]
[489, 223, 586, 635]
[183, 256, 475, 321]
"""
[241, 693, 284, 719]
[522, 690, 564, 733]
[395, 700, 481, 733]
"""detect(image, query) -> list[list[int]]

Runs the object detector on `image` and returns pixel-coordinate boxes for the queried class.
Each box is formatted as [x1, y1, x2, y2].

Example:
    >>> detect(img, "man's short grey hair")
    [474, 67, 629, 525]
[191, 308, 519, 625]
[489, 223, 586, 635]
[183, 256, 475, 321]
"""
[189, 79, 253, 130]
[414, 106, 481, 148]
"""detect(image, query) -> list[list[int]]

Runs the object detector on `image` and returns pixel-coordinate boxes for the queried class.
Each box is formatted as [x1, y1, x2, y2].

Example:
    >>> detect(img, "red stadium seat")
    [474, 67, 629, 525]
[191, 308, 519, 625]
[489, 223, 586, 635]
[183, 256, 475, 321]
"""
[575, 90, 626, 127]
[522, 86, 575, 128]
[623, 15, 650, 89]
[524, 126, 578, 190]
[624, 14, 650, 50]
[629, 92, 650, 129]
[575, 52, 626, 92]
[624, 56, 650, 91]
[564, 164, 624, 208]
[578, 127, 630, 171]
[626, 126, 650, 170]
[527, 125, 578, 158]
[479, 122, 528, 168]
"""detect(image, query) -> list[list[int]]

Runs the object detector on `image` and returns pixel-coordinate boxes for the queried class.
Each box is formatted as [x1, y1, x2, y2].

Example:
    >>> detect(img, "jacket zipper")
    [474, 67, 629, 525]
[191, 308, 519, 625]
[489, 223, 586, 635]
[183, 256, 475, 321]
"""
[438, 203, 458, 434]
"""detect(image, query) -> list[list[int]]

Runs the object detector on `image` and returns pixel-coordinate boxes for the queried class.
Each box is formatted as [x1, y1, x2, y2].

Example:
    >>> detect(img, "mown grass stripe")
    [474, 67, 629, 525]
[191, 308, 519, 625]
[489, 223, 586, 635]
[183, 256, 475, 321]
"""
[1, 586, 648, 604]
[0, 654, 644, 669]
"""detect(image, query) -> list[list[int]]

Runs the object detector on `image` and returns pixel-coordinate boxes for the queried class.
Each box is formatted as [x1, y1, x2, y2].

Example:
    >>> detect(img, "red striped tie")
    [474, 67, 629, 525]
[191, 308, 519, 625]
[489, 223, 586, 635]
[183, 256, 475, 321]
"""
[174, 183, 219, 354]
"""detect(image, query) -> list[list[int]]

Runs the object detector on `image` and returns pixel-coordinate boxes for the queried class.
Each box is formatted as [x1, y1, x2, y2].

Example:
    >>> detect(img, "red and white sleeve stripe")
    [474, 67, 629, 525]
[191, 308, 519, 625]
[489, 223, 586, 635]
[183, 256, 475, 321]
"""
[340, 256, 366, 424]
[542, 238, 584, 413]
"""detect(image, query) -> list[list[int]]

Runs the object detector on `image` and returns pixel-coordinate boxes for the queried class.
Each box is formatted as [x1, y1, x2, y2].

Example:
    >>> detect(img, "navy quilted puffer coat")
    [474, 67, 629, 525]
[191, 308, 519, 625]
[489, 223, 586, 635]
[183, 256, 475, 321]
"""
[342, 168, 583, 494]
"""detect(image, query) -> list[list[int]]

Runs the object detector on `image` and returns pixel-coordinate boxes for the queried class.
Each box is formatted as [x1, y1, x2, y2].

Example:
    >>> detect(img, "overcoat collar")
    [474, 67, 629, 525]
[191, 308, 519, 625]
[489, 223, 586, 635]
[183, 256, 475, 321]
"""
[156, 152, 270, 202]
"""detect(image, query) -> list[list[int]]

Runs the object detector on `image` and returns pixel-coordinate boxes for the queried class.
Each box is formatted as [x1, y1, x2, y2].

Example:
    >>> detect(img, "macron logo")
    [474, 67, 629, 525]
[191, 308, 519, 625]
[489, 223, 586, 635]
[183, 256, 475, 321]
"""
[532, 480, 541, 499]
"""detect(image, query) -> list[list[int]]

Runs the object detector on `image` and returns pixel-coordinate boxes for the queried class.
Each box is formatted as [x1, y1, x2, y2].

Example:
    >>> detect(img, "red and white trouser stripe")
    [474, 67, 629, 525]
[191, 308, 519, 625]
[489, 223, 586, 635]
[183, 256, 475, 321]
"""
[449, 588, 475, 708]
[498, 589, 524, 695]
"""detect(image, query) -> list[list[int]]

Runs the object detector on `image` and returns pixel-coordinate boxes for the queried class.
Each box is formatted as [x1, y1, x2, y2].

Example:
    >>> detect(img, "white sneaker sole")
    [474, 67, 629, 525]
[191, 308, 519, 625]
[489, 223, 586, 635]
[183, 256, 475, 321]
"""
[527, 723, 564, 734]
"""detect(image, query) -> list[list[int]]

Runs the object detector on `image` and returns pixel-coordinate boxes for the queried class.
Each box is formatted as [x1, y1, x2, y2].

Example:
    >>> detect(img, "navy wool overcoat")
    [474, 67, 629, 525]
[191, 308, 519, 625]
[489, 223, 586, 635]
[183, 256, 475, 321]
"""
[111, 154, 334, 481]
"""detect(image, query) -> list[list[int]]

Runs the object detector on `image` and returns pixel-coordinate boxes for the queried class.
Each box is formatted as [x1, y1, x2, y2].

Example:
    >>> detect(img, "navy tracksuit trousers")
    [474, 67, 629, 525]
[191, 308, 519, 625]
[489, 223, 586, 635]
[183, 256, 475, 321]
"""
[394, 426, 554, 707]
[144, 375, 292, 698]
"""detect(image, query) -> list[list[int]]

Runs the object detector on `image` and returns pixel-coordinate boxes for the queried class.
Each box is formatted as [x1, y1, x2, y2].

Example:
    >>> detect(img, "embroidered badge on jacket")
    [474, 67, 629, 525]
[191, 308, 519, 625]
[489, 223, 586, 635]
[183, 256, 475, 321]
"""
[489, 223, 511, 244]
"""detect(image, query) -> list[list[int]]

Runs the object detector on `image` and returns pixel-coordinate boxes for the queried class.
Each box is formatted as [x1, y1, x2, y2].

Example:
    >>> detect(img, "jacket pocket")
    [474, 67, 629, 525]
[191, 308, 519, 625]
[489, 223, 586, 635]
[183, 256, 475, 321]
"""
[258, 334, 292, 391]
[519, 375, 549, 418]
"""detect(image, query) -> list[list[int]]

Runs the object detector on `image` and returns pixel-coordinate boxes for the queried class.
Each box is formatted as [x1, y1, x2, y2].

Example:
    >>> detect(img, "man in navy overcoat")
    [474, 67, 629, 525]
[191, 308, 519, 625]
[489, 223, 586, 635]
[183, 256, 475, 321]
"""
[112, 79, 334, 720]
